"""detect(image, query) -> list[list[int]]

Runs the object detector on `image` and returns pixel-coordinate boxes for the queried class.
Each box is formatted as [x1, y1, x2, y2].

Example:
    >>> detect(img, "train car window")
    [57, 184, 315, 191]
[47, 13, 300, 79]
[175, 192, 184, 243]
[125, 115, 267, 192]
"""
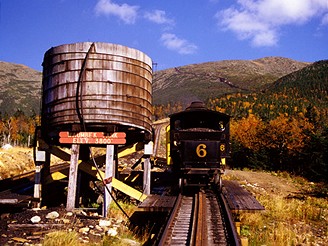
[174, 120, 181, 130]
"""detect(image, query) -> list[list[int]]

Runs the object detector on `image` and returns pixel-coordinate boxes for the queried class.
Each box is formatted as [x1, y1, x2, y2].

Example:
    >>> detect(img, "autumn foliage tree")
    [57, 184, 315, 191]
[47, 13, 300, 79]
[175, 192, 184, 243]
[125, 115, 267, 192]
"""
[229, 111, 323, 179]
[0, 110, 37, 147]
[265, 114, 314, 171]
[230, 114, 265, 151]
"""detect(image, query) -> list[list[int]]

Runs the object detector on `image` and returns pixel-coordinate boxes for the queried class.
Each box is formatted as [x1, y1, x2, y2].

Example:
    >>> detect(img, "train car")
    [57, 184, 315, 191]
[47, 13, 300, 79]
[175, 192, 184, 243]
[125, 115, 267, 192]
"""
[168, 101, 230, 191]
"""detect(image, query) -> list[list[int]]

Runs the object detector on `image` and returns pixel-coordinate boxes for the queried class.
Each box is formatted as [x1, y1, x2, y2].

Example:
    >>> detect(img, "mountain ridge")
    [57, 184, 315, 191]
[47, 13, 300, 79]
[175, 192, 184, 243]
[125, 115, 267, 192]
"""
[0, 57, 311, 116]
[153, 56, 310, 105]
[0, 61, 41, 116]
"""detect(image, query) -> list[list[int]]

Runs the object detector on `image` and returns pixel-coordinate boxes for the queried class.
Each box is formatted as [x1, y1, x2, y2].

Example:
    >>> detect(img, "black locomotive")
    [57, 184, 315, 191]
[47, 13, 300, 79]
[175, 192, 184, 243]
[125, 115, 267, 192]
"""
[167, 101, 230, 191]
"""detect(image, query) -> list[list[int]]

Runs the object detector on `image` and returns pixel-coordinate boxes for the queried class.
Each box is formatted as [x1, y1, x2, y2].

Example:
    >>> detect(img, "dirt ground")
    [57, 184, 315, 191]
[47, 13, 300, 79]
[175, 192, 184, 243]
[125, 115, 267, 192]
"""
[226, 169, 300, 197]
[0, 146, 65, 179]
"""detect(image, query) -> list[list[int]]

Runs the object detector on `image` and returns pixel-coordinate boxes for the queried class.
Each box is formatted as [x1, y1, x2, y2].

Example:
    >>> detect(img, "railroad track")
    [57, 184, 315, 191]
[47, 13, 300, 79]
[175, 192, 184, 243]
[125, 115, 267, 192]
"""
[152, 122, 168, 157]
[158, 188, 240, 245]
[0, 163, 69, 207]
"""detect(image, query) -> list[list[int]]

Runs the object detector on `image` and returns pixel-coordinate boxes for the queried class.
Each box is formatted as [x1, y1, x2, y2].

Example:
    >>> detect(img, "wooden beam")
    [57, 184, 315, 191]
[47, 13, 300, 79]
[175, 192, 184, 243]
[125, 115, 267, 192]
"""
[66, 144, 80, 211]
[104, 145, 115, 217]
[143, 157, 151, 195]
[143, 142, 153, 195]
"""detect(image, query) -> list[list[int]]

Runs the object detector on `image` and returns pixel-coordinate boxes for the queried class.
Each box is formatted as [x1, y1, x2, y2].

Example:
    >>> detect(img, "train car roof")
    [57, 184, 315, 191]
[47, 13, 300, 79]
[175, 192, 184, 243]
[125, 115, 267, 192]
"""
[169, 101, 230, 121]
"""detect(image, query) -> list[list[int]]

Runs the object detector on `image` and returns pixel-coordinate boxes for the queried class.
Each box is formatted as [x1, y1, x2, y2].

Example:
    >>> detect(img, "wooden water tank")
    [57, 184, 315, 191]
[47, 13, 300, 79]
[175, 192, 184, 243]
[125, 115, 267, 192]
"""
[41, 42, 152, 141]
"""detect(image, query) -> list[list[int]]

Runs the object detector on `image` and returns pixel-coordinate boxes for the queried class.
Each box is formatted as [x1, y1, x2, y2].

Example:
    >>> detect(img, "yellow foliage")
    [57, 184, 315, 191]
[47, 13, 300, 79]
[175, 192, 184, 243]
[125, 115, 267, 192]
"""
[266, 114, 314, 154]
[243, 101, 251, 108]
[231, 113, 314, 155]
[231, 114, 265, 151]
[216, 106, 226, 113]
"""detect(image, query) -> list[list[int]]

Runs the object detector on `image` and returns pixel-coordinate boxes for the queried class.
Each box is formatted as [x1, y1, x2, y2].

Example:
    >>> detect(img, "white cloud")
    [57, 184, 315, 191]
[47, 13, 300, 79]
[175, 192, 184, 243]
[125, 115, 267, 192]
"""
[144, 10, 174, 25]
[160, 33, 198, 55]
[216, 0, 328, 47]
[94, 0, 139, 24]
[93, 1, 198, 56]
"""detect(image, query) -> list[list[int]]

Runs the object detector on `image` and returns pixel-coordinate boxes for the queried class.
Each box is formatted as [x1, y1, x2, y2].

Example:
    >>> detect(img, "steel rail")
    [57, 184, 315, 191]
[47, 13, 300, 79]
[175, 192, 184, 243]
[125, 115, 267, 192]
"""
[219, 191, 241, 246]
[194, 191, 208, 246]
[158, 188, 241, 246]
[158, 194, 183, 245]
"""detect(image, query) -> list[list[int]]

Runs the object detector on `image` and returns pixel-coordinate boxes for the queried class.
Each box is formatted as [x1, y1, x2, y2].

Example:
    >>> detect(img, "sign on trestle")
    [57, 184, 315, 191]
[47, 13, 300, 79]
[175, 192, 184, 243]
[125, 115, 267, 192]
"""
[59, 132, 126, 145]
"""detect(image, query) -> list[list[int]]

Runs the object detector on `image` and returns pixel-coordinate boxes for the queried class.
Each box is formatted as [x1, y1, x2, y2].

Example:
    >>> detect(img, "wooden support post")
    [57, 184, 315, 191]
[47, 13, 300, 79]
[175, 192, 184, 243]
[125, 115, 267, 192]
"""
[143, 141, 153, 195]
[76, 145, 90, 207]
[35, 149, 51, 208]
[104, 145, 115, 217]
[34, 150, 45, 199]
[33, 162, 42, 201]
[143, 157, 151, 195]
[66, 144, 80, 211]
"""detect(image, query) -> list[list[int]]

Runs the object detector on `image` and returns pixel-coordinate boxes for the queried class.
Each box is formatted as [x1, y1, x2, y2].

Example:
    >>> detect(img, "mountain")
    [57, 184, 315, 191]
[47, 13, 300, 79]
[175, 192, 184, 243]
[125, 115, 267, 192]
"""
[0, 57, 311, 116]
[205, 59, 328, 122]
[153, 57, 310, 105]
[268, 59, 328, 95]
[266, 59, 328, 116]
[0, 61, 41, 116]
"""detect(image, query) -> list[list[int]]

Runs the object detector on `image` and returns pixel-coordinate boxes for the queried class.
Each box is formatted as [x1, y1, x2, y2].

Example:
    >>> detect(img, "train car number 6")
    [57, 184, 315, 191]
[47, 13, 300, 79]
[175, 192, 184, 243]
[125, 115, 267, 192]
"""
[196, 144, 207, 158]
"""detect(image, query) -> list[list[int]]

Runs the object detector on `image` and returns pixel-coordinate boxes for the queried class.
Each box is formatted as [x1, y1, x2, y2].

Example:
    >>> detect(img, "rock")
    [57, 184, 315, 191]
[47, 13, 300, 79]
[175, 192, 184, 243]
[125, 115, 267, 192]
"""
[107, 228, 118, 237]
[30, 216, 41, 223]
[89, 230, 102, 237]
[2, 144, 12, 150]
[61, 219, 70, 224]
[121, 238, 141, 246]
[80, 210, 87, 216]
[116, 219, 123, 224]
[66, 212, 74, 217]
[90, 212, 99, 217]
[79, 236, 90, 243]
[79, 227, 90, 234]
[46, 211, 59, 219]
[95, 225, 103, 232]
[99, 219, 111, 227]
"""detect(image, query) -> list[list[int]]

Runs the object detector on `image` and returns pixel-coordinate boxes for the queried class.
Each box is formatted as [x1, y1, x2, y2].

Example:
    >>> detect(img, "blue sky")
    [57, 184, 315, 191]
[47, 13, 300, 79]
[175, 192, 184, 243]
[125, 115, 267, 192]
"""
[0, 0, 327, 72]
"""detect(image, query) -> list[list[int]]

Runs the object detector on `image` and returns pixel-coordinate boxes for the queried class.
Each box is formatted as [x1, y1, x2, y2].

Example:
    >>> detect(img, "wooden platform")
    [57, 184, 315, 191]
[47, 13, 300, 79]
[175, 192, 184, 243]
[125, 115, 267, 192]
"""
[138, 195, 176, 212]
[222, 180, 265, 212]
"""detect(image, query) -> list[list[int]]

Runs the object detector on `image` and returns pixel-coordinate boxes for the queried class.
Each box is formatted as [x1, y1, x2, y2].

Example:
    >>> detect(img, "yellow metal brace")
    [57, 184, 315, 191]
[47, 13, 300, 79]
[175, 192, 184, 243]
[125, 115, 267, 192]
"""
[118, 142, 144, 158]
[166, 125, 172, 165]
[46, 160, 147, 202]
[43, 141, 147, 202]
